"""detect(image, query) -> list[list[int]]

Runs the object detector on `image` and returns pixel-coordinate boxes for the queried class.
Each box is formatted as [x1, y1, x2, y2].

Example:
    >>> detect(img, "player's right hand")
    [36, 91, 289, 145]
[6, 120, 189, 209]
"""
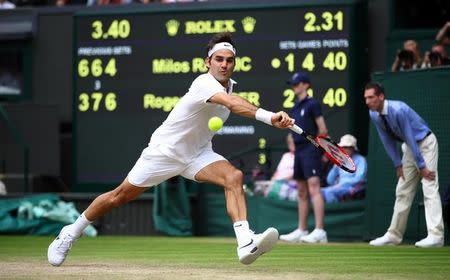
[272, 111, 294, 129]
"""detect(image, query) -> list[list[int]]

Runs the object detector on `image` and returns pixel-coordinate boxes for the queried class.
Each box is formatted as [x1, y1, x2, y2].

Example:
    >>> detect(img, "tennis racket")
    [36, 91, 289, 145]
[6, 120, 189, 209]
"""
[290, 124, 356, 173]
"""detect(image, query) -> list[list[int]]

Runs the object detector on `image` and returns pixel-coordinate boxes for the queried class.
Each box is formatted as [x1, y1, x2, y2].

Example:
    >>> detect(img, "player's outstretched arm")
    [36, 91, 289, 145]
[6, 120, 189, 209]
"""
[209, 92, 258, 118]
[209, 92, 294, 128]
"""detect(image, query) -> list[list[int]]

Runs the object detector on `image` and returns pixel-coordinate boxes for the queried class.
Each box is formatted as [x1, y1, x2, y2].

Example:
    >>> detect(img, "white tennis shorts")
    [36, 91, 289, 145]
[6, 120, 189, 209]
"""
[127, 144, 226, 187]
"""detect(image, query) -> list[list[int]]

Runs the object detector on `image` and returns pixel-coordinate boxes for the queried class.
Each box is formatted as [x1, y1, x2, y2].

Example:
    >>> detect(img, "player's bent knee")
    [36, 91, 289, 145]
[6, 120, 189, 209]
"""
[224, 169, 244, 190]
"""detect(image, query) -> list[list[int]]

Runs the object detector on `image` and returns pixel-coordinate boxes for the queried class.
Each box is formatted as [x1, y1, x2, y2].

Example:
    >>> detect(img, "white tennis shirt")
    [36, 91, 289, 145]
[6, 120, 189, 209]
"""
[149, 72, 236, 163]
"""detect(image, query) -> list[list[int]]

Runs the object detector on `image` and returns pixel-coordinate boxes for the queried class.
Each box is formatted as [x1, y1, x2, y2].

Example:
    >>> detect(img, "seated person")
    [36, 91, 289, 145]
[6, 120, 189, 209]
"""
[271, 133, 295, 181]
[254, 134, 297, 200]
[321, 134, 367, 203]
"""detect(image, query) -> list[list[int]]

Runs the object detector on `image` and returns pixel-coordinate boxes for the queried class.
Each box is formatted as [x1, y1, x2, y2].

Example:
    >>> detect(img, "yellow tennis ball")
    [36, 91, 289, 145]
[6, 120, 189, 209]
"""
[208, 116, 223, 132]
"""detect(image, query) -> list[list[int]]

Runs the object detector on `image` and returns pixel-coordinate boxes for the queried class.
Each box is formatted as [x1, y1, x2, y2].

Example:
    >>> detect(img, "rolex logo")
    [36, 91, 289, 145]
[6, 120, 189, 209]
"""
[166, 19, 180, 37]
[241, 16, 256, 34]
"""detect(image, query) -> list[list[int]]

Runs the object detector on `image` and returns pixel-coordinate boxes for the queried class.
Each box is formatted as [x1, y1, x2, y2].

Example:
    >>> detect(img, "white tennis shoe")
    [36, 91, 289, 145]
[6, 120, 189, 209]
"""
[279, 229, 309, 243]
[415, 236, 444, 248]
[300, 228, 328, 243]
[48, 226, 80, 266]
[369, 233, 401, 246]
[237, 227, 279, 265]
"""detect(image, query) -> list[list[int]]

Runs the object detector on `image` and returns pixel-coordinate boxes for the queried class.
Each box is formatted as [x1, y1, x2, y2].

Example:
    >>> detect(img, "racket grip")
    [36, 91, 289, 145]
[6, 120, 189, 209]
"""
[290, 124, 304, 135]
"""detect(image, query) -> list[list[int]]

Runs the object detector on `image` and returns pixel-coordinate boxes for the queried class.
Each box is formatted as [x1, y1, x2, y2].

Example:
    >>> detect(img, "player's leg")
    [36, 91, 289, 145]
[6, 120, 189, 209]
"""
[84, 179, 148, 221]
[194, 160, 247, 222]
[48, 145, 183, 266]
[184, 152, 277, 265]
[47, 179, 149, 266]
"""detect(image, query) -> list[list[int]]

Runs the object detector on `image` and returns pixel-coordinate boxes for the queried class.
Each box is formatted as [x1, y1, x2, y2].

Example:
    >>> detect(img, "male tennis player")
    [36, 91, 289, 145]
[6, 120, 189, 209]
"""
[364, 82, 444, 248]
[48, 32, 294, 266]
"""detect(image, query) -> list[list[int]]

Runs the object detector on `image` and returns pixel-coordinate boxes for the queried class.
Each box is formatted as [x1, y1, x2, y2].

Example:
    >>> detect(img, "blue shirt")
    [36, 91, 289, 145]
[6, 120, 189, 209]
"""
[290, 96, 322, 148]
[326, 153, 367, 186]
[369, 100, 430, 169]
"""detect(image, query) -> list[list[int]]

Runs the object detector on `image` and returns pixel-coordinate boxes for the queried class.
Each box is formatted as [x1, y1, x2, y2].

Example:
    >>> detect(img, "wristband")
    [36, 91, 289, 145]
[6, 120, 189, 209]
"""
[255, 108, 275, 126]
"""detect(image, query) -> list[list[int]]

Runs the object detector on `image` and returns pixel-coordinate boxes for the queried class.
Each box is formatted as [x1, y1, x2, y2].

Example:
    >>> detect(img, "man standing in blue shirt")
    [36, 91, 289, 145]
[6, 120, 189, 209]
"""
[365, 82, 444, 248]
[280, 72, 329, 243]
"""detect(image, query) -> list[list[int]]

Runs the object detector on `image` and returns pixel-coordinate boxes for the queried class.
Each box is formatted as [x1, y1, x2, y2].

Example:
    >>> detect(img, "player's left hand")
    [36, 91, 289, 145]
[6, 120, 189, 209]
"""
[272, 111, 294, 128]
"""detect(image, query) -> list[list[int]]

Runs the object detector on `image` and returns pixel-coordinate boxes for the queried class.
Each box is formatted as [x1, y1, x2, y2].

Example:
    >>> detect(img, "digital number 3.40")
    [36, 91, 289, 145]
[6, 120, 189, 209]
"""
[91, 19, 131, 40]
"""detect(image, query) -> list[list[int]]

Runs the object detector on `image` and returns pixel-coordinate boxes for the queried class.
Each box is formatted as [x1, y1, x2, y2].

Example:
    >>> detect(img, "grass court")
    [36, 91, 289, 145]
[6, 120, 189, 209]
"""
[0, 236, 449, 280]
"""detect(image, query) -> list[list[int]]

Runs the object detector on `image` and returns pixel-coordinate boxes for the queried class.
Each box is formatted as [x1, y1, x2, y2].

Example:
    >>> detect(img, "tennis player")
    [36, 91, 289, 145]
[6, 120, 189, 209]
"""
[48, 32, 294, 266]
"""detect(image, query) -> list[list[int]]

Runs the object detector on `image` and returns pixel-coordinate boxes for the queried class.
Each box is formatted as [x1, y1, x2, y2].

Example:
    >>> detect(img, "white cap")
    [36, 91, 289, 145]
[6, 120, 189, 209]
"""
[338, 134, 358, 151]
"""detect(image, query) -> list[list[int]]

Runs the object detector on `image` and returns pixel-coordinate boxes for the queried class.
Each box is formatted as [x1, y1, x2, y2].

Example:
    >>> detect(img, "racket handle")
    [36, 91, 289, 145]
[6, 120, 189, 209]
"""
[290, 124, 320, 148]
[290, 124, 304, 135]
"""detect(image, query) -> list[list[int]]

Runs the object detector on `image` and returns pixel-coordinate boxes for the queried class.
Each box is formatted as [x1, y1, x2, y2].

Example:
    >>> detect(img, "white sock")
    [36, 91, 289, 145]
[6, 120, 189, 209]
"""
[233, 221, 252, 248]
[68, 212, 92, 237]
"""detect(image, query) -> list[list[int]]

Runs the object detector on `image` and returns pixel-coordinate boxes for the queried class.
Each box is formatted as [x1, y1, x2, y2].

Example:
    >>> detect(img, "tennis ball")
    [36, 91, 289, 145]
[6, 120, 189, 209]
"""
[208, 116, 223, 132]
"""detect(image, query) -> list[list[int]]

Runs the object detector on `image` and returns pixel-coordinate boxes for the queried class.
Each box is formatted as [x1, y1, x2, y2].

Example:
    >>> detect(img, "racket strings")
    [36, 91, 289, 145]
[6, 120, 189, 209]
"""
[317, 137, 355, 171]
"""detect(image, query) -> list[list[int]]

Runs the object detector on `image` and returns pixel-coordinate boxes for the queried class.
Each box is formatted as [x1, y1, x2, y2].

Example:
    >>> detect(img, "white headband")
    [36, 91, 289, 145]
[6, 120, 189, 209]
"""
[207, 42, 236, 57]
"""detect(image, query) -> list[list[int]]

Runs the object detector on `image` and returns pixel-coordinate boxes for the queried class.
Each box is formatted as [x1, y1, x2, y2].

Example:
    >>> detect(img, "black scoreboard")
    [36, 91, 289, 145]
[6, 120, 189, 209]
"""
[73, 0, 367, 190]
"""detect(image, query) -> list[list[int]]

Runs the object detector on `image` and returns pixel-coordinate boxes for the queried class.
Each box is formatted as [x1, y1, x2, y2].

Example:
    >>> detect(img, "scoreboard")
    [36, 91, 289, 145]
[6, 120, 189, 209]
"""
[73, 0, 367, 190]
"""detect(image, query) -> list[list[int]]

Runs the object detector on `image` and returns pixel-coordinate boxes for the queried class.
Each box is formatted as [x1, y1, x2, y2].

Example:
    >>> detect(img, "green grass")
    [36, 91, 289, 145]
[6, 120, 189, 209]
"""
[0, 236, 449, 280]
